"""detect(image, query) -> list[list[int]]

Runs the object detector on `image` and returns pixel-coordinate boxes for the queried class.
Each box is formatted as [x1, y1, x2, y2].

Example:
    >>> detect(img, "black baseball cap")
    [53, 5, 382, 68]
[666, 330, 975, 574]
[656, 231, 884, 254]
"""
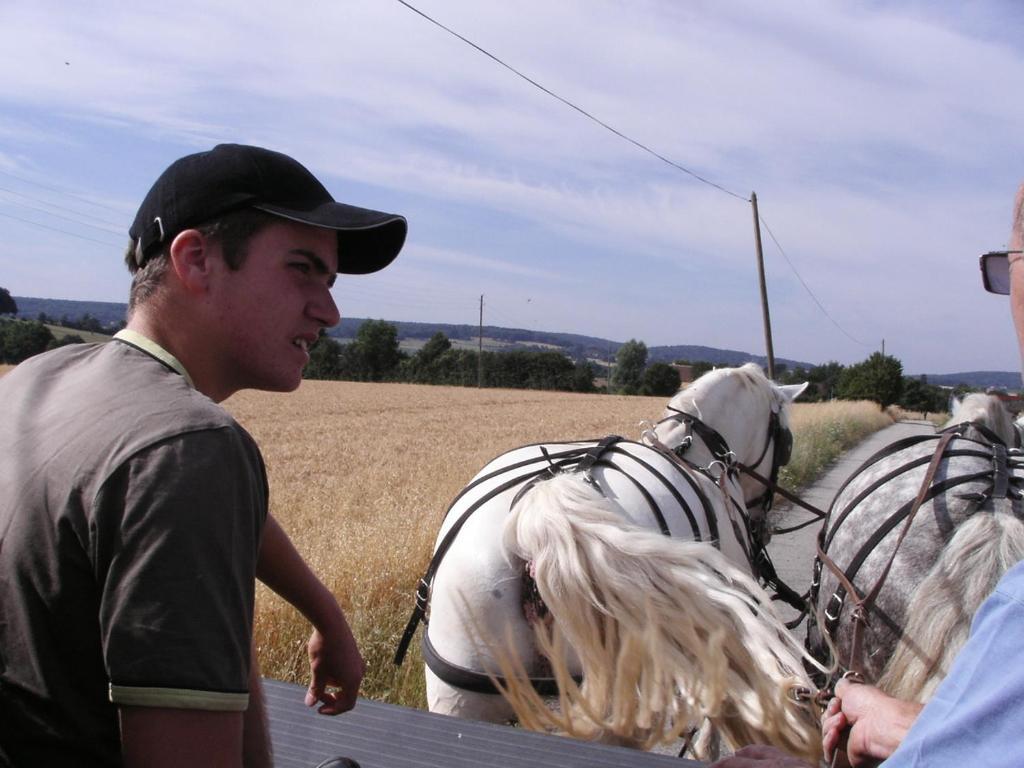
[129, 143, 407, 274]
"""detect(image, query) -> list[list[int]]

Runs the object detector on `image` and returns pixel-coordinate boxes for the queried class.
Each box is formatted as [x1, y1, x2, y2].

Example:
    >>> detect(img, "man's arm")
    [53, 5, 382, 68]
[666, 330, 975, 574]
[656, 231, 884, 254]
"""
[256, 513, 365, 714]
[120, 708, 243, 768]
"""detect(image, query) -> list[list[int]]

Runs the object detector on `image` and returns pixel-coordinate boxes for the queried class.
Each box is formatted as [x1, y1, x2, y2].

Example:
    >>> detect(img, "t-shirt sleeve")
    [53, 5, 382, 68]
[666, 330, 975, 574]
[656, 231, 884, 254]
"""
[91, 426, 268, 711]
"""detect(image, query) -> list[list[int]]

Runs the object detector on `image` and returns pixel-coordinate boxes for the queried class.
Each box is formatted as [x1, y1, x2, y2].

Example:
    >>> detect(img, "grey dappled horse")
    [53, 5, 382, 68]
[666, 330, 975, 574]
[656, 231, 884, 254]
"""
[807, 394, 1024, 701]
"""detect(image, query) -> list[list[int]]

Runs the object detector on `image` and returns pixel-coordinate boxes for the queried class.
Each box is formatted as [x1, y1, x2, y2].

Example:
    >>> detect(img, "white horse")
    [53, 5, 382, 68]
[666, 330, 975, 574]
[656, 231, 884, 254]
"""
[401, 364, 821, 760]
[808, 392, 1024, 703]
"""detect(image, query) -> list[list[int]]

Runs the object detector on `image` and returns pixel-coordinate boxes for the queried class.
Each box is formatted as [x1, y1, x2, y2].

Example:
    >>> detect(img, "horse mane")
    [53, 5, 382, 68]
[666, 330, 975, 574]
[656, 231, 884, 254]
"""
[491, 472, 822, 761]
[945, 393, 1015, 446]
[877, 511, 1024, 701]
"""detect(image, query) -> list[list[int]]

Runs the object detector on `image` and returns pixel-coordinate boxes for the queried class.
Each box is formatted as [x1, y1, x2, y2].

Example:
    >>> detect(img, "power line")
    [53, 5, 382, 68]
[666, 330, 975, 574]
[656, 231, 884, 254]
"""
[394, 0, 872, 347]
[0, 210, 121, 248]
[0, 169, 127, 215]
[758, 215, 870, 347]
[394, 0, 749, 202]
[0, 192, 124, 236]
[0, 185, 125, 230]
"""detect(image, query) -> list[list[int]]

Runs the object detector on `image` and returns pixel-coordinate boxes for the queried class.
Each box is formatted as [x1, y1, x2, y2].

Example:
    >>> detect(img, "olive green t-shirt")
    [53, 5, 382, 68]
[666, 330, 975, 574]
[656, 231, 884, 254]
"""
[0, 338, 268, 766]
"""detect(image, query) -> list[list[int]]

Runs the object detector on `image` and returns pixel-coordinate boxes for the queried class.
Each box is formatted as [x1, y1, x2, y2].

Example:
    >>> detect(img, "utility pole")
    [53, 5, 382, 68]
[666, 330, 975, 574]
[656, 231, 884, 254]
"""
[750, 191, 776, 379]
[607, 340, 613, 393]
[881, 339, 885, 357]
[478, 294, 484, 388]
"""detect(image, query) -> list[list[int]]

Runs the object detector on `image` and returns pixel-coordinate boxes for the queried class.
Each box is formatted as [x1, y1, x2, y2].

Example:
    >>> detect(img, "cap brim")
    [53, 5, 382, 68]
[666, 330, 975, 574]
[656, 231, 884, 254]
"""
[255, 201, 407, 275]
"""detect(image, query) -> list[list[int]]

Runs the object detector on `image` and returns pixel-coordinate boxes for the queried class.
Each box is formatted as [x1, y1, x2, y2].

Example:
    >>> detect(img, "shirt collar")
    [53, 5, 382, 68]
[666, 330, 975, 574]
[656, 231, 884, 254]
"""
[113, 329, 195, 389]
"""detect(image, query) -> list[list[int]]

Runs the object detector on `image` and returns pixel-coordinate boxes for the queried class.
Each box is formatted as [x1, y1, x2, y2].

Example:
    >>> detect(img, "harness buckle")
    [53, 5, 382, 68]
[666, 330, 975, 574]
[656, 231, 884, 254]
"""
[810, 558, 822, 590]
[824, 592, 844, 622]
[706, 459, 729, 481]
[414, 578, 431, 613]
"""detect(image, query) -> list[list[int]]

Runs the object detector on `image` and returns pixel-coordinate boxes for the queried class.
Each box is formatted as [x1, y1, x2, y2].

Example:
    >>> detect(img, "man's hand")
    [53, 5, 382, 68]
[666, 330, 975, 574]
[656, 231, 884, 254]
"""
[304, 621, 365, 715]
[709, 744, 813, 767]
[821, 679, 922, 767]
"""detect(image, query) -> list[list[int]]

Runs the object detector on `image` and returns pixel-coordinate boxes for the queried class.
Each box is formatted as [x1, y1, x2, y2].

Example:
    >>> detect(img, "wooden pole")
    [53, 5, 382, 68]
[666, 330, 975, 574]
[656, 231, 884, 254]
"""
[750, 191, 776, 379]
[478, 294, 484, 388]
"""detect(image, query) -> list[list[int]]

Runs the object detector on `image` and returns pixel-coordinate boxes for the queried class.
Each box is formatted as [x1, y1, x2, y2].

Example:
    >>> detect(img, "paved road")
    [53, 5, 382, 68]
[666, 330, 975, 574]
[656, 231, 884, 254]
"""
[765, 420, 937, 628]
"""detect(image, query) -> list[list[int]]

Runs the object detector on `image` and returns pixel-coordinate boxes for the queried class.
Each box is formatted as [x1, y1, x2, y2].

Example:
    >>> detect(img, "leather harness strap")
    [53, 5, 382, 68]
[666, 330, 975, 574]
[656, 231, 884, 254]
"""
[393, 436, 713, 684]
[817, 430, 957, 681]
[420, 627, 580, 695]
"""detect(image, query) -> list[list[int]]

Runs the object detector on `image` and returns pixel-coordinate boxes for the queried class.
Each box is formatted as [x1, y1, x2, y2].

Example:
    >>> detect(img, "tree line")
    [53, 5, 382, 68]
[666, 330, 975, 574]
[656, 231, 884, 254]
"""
[612, 339, 955, 412]
[304, 321, 598, 392]
[0, 287, 993, 411]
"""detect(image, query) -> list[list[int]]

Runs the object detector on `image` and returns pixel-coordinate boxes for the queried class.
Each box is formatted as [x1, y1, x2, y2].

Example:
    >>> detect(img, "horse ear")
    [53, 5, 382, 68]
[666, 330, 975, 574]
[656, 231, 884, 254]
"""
[777, 381, 808, 402]
[949, 395, 962, 416]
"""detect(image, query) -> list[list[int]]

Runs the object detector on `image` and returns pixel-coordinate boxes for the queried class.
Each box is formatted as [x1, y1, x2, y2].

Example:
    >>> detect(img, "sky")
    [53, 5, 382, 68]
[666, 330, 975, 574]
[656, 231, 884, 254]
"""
[1, 1, 1023, 376]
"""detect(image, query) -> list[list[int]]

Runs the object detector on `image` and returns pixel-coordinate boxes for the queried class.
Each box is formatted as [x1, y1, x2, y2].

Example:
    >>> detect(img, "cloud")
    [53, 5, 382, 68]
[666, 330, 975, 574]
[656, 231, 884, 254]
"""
[0, 0, 1021, 373]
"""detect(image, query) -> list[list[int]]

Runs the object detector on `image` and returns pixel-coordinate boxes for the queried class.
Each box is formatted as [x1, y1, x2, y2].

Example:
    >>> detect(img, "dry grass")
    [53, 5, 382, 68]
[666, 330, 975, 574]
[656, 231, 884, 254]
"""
[776, 399, 895, 490]
[886, 404, 949, 427]
[223, 381, 895, 710]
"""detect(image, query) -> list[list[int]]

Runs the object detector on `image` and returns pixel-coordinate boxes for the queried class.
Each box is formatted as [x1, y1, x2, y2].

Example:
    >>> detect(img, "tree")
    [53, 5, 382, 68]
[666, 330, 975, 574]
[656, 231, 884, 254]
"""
[571, 360, 596, 393]
[0, 319, 54, 363]
[837, 352, 903, 408]
[406, 332, 452, 383]
[807, 361, 845, 402]
[640, 362, 682, 396]
[611, 339, 647, 395]
[900, 375, 945, 414]
[354, 319, 403, 381]
[304, 331, 343, 380]
[0, 287, 16, 316]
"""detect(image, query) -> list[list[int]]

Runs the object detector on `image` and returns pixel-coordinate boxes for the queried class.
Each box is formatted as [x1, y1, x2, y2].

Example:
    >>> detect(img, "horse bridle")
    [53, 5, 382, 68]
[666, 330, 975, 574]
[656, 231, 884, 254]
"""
[658, 404, 793, 518]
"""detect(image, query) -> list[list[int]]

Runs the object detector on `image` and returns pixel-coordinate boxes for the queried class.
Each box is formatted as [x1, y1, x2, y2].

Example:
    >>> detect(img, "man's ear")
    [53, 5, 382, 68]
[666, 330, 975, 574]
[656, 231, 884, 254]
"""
[168, 229, 215, 293]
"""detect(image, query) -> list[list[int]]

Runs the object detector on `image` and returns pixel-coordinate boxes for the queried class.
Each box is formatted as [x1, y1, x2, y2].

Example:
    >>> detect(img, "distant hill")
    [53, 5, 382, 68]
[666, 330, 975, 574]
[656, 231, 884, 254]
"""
[911, 370, 1022, 391]
[15, 296, 128, 329]
[14, 296, 1019, 387]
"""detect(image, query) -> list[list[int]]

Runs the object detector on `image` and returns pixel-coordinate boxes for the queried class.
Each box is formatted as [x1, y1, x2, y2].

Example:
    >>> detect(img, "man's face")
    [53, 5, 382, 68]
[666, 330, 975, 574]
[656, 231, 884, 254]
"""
[207, 219, 340, 398]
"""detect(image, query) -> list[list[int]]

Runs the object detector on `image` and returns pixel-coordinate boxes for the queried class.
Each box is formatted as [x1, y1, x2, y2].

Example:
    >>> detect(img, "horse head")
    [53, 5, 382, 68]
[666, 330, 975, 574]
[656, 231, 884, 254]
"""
[653, 363, 806, 517]
[945, 392, 1017, 447]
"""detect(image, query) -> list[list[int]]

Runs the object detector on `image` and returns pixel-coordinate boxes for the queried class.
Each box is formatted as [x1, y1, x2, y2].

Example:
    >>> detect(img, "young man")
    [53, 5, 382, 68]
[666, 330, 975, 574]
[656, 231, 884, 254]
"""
[0, 144, 407, 767]
[711, 186, 1024, 768]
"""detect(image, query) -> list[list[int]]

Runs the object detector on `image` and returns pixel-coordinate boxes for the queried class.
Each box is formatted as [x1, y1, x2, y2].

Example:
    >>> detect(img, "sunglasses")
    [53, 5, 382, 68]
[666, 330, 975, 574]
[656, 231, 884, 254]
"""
[979, 251, 1023, 295]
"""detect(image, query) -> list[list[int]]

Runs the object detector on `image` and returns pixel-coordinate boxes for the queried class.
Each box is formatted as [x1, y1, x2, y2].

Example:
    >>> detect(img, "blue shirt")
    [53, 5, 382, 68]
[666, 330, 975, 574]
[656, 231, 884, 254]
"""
[884, 559, 1024, 766]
